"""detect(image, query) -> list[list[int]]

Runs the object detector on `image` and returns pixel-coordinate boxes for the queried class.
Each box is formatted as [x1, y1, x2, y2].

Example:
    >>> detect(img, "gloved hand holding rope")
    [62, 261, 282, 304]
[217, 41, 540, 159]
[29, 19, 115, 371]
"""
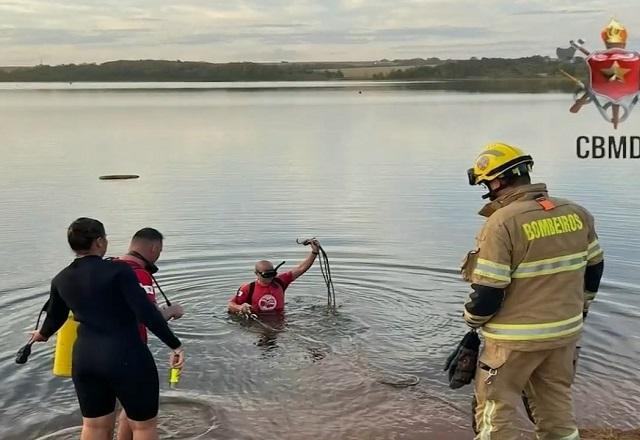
[296, 238, 336, 312]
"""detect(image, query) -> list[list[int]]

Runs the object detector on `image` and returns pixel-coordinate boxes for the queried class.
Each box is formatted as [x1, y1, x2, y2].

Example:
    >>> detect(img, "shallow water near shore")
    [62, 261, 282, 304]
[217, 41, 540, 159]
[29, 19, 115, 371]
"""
[0, 82, 638, 439]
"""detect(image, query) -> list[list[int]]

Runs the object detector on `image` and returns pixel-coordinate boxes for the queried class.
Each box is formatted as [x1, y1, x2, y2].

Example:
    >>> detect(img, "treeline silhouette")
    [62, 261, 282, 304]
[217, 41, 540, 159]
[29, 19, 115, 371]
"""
[0, 60, 345, 82]
[0, 57, 587, 82]
[375, 56, 586, 80]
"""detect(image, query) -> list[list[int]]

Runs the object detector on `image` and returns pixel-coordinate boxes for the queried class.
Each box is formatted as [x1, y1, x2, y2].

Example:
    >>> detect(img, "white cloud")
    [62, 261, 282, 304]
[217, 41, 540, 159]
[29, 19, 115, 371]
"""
[0, 0, 639, 65]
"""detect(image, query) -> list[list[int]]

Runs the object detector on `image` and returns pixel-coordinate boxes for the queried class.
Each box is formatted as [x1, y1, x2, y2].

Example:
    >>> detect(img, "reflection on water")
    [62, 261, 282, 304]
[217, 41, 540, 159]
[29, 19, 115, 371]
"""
[0, 79, 573, 93]
[28, 395, 224, 440]
[0, 84, 638, 439]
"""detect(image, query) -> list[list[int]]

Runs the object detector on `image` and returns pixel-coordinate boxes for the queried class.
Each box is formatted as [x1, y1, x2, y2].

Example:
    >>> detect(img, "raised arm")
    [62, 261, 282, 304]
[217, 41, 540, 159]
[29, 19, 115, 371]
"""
[290, 240, 320, 280]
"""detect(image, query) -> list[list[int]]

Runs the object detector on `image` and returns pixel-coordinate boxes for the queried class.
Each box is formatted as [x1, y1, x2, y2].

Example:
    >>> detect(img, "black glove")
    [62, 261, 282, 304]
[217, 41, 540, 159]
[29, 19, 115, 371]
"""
[444, 329, 481, 389]
[15, 341, 33, 364]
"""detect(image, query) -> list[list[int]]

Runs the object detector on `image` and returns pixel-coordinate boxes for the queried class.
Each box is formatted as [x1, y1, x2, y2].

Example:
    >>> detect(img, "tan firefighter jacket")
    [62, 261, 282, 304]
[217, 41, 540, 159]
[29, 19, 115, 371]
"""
[461, 183, 604, 350]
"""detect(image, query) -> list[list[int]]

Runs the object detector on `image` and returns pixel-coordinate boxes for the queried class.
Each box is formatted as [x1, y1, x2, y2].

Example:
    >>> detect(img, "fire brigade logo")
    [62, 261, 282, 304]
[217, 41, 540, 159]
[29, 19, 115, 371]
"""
[558, 19, 640, 129]
[258, 294, 277, 311]
[476, 156, 490, 171]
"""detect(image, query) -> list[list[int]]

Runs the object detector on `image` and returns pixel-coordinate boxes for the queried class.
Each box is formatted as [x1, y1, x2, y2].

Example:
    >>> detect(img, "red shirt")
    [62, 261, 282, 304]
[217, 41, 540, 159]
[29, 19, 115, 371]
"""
[116, 258, 157, 343]
[232, 271, 294, 313]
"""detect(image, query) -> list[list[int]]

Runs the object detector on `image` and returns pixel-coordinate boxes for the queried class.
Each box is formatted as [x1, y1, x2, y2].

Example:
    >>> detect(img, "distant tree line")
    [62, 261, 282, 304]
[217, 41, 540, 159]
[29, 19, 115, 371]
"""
[0, 60, 345, 82]
[0, 57, 590, 82]
[374, 56, 587, 80]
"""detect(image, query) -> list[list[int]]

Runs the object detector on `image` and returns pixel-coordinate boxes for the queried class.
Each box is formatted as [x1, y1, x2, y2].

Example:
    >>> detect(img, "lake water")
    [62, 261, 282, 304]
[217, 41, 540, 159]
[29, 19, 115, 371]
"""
[0, 82, 638, 439]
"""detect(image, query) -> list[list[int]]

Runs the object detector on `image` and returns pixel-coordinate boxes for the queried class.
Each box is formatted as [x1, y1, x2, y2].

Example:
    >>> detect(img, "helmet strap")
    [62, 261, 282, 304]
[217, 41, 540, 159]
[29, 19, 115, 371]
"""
[482, 178, 506, 200]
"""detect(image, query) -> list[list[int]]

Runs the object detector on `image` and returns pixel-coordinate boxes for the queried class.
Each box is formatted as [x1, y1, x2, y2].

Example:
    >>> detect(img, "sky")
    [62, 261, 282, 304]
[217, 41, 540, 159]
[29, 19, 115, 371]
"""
[1, 0, 640, 65]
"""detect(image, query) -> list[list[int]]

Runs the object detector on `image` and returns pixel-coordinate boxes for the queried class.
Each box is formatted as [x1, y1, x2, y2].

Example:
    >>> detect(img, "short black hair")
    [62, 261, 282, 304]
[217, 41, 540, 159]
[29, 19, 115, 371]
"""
[67, 218, 106, 251]
[132, 227, 163, 242]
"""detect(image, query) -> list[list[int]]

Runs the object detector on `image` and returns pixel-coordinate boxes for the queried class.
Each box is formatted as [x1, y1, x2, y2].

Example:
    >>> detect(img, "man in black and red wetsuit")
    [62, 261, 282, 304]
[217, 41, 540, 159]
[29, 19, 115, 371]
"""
[228, 239, 320, 315]
[114, 227, 184, 440]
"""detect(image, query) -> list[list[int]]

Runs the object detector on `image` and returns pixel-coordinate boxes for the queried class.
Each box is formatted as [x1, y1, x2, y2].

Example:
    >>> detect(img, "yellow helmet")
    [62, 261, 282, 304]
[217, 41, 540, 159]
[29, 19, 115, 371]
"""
[467, 142, 533, 186]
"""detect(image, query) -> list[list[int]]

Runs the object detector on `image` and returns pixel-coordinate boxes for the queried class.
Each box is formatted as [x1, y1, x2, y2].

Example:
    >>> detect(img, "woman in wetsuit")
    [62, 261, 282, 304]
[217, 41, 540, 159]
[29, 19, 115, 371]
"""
[32, 218, 184, 440]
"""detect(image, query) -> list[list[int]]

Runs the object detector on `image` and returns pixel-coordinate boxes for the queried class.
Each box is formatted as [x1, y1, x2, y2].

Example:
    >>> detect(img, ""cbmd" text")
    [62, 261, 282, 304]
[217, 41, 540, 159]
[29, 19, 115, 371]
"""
[576, 136, 640, 159]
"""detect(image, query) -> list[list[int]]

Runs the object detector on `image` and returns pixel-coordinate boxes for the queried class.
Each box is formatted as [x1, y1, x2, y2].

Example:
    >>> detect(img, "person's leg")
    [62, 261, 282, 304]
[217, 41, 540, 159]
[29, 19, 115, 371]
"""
[116, 407, 133, 440]
[521, 384, 537, 424]
[80, 412, 116, 440]
[474, 343, 545, 440]
[527, 343, 580, 440]
[128, 417, 159, 440]
[72, 357, 117, 440]
[115, 346, 160, 440]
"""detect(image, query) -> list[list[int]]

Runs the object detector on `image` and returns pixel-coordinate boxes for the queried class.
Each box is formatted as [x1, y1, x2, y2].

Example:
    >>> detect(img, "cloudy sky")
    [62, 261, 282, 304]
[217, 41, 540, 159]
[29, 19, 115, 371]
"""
[1, 0, 640, 65]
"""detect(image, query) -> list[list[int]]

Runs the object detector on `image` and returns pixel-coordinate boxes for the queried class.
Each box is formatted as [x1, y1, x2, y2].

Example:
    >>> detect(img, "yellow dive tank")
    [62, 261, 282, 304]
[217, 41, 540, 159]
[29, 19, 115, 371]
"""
[53, 313, 79, 377]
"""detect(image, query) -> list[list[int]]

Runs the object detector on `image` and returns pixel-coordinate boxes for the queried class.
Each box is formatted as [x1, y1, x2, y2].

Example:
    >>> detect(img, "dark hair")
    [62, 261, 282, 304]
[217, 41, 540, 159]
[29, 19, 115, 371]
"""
[132, 227, 163, 242]
[67, 218, 106, 251]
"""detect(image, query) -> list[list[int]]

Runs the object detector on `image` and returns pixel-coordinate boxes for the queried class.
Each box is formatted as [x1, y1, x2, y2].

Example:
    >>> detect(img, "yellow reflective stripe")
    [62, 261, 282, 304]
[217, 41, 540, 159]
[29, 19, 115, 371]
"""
[587, 247, 603, 260]
[485, 313, 582, 330]
[480, 400, 496, 440]
[587, 239, 603, 260]
[473, 268, 511, 282]
[512, 261, 586, 279]
[516, 251, 587, 268]
[477, 258, 510, 271]
[483, 313, 583, 341]
[557, 429, 580, 440]
[474, 259, 512, 282]
[483, 324, 583, 341]
[512, 251, 587, 279]
[464, 309, 492, 326]
[588, 248, 603, 259]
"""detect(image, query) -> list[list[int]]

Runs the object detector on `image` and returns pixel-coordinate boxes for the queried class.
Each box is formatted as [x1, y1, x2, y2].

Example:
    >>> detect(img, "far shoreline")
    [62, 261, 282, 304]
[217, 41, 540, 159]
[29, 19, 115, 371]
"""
[0, 77, 576, 93]
[0, 57, 584, 92]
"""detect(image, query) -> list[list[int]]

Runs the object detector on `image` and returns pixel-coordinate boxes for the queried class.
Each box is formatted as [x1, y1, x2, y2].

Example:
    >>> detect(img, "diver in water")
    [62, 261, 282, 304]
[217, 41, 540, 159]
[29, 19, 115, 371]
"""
[228, 239, 321, 315]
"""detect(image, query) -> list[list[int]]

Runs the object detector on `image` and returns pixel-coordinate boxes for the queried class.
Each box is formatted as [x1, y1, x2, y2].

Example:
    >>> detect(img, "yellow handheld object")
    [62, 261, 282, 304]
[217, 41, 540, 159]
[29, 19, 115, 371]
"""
[169, 367, 181, 388]
[53, 313, 79, 377]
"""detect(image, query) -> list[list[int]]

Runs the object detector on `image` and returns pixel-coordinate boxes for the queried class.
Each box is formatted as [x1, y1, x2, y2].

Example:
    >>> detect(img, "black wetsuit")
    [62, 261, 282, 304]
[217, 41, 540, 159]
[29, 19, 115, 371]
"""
[40, 255, 181, 420]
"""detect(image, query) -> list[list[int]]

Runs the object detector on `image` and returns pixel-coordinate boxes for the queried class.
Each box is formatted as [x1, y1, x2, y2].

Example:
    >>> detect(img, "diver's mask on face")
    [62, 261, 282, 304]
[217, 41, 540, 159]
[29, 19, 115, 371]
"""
[256, 261, 286, 279]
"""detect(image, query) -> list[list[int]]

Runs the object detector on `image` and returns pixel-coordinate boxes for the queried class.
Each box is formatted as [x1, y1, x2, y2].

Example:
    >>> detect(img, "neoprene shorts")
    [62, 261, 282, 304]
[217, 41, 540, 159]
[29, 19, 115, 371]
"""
[72, 335, 159, 421]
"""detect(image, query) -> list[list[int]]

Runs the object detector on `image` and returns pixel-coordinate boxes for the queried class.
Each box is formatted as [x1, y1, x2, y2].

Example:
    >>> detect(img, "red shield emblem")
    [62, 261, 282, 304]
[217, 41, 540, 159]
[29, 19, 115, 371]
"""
[587, 49, 640, 102]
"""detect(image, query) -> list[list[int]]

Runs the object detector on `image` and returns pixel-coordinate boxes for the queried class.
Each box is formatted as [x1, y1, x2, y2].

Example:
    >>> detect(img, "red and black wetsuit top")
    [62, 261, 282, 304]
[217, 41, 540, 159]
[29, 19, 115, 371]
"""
[112, 257, 157, 343]
[230, 271, 294, 313]
[39, 255, 179, 349]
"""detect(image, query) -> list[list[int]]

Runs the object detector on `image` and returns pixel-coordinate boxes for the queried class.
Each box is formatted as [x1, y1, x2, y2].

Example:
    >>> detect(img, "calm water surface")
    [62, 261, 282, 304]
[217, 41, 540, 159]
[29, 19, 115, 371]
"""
[0, 82, 638, 439]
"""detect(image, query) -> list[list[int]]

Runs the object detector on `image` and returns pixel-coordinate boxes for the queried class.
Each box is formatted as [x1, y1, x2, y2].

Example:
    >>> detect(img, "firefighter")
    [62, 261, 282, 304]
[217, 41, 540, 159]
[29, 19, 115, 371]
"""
[462, 142, 604, 440]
